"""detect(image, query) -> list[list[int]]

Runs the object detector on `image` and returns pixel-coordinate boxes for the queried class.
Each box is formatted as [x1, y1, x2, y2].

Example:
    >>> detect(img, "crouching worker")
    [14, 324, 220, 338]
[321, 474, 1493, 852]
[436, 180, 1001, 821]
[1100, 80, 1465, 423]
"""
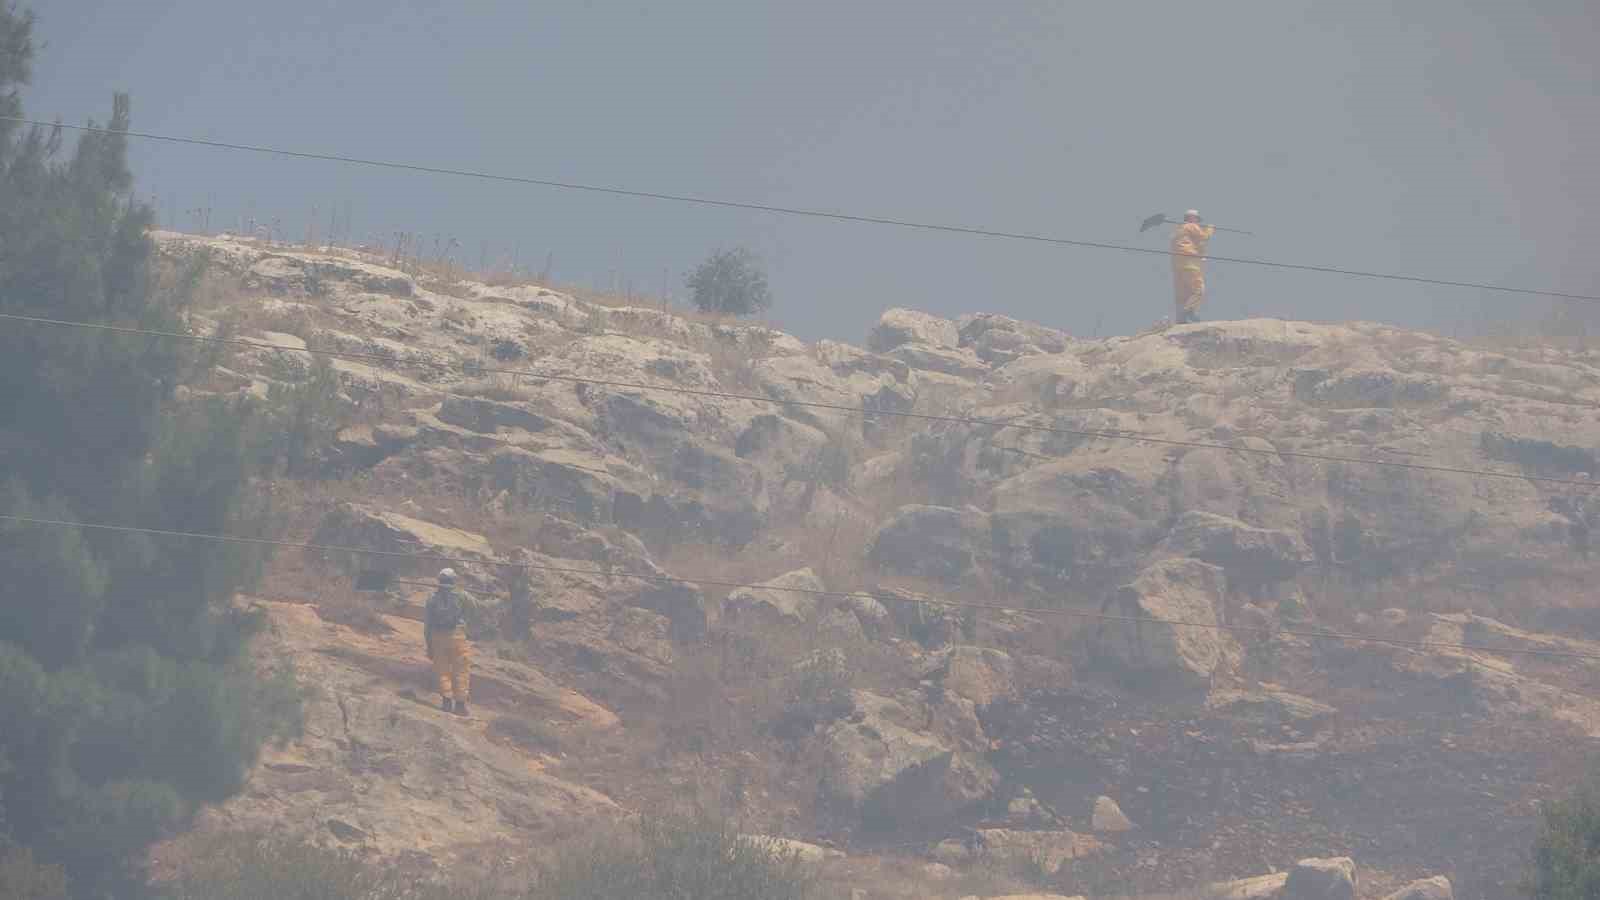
[425, 568, 472, 716]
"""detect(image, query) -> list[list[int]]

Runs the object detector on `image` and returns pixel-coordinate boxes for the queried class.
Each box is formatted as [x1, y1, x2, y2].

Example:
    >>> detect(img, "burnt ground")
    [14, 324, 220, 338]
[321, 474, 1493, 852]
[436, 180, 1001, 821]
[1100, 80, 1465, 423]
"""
[976, 656, 1598, 900]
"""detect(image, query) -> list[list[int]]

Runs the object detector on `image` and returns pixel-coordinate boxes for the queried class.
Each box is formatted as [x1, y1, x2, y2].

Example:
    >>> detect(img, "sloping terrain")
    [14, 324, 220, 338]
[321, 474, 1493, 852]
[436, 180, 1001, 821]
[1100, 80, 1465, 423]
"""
[152, 232, 1600, 898]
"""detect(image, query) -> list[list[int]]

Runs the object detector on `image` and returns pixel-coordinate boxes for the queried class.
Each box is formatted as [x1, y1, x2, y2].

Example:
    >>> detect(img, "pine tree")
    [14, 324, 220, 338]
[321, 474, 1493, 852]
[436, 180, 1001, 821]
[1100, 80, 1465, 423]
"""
[0, 7, 298, 895]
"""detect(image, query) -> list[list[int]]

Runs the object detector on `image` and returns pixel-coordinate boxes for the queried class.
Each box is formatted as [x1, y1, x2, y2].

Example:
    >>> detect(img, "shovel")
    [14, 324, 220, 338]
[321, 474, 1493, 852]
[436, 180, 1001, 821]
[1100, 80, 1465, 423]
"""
[1140, 213, 1253, 236]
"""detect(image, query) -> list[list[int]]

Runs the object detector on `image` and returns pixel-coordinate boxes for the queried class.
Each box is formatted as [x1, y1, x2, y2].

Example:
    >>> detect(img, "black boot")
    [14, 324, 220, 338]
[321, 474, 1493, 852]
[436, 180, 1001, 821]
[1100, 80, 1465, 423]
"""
[441, 697, 454, 713]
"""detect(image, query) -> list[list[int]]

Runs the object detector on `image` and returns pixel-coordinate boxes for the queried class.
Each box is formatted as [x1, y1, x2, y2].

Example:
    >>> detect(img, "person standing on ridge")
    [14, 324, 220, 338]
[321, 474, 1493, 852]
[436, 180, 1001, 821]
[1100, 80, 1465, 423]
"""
[425, 568, 472, 716]
[1171, 210, 1216, 325]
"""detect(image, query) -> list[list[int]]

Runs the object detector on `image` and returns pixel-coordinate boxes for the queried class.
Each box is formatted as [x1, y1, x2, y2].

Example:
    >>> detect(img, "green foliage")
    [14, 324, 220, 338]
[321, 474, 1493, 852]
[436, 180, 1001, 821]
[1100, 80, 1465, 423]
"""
[0, 12, 298, 895]
[155, 819, 817, 900]
[685, 247, 772, 317]
[1526, 780, 1600, 900]
[532, 816, 817, 900]
[155, 834, 452, 900]
[260, 355, 342, 476]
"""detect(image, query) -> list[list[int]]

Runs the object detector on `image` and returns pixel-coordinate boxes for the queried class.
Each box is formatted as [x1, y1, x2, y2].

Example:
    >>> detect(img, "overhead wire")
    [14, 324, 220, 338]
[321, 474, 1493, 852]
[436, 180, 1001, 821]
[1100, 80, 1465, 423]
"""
[4, 310, 1598, 490]
[3, 115, 1597, 303]
[3, 511, 1597, 662]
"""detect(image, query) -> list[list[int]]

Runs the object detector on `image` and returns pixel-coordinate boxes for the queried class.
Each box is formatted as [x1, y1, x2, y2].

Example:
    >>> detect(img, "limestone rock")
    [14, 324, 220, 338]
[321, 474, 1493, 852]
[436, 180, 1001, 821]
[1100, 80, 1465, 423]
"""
[173, 601, 619, 861]
[310, 503, 493, 582]
[1090, 795, 1135, 833]
[1164, 510, 1313, 588]
[1284, 857, 1356, 900]
[868, 307, 960, 351]
[724, 567, 827, 625]
[1204, 873, 1290, 900]
[1381, 876, 1452, 900]
[817, 606, 868, 644]
[1095, 558, 1230, 689]
[958, 313, 1070, 365]
[974, 828, 1103, 875]
[1207, 687, 1338, 725]
[869, 505, 991, 583]
[741, 835, 845, 863]
[872, 585, 968, 648]
[821, 691, 997, 825]
[935, 646, 1017, 708]
[888, 343, 989, 378]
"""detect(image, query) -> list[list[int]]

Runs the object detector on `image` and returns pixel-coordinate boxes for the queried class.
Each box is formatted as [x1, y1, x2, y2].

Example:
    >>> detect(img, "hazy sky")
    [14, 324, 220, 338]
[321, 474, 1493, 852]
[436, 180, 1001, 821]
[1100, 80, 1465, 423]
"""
[25, 2, 1599, 342]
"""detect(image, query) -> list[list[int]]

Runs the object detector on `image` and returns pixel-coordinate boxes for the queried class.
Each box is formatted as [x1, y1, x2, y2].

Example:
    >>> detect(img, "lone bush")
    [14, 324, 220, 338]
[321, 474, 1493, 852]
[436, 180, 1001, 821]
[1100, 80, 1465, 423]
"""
[531, 816, 817, 900]
[685, 248, 772, 317]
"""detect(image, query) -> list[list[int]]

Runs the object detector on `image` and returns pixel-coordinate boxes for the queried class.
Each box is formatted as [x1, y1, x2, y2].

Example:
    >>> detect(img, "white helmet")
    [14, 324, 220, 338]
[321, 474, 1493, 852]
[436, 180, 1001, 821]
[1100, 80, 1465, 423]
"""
[1184, 209, 1201, 221]
[438, 568, 457, 583]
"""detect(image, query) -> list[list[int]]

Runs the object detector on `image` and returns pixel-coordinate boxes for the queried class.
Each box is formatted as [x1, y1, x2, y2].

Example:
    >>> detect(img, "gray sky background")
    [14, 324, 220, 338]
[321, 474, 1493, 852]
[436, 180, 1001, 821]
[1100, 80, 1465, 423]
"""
[25, 1, 1599, 342]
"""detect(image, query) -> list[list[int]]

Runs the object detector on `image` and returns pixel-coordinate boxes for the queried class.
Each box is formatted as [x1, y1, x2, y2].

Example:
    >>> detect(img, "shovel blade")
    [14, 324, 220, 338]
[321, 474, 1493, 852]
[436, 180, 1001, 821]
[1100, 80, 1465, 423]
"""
[1139, 213, 1170, 233]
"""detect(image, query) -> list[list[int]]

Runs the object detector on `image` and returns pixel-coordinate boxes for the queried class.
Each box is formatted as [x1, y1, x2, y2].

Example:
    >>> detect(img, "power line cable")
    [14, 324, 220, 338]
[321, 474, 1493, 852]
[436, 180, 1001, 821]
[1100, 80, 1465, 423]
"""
[4, 115, 1597, 304]
[5, 309, 1598, 490]
[2, 511, 1597, 662]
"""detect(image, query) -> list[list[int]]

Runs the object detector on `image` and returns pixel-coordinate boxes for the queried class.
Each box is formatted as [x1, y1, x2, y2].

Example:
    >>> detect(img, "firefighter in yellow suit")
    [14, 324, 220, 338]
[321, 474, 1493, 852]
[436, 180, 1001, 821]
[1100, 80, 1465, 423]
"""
[424, 568, 472, 716]
[1171, 210, 1215, 325]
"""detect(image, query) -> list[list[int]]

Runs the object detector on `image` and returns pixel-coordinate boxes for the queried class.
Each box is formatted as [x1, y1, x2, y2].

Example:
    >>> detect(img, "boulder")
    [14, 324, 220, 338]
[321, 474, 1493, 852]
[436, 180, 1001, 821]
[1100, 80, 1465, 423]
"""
[869, 505, 991, 583]
[821, 691, 996, 826]
[1204, 873, 1290, 900]
[958, 313, 1070, 365]
[489, 447, 643, 525]
[724, 568, 827, 625]
[1090, 795, 1136, 833]
[974, 828, 1103, 875]
[989, 453, 1168, 589]
[872, 585, 968, 648]
[1381, 876, 1452, 900]
[741, 835, 845, 863]
[1283, 857, 1356, 900]
[310, 503, 493, 581]
[436, 396, 559, 435]
[868, 307, 960, 351]
[1165, 511, 1313, 588]
[1094, 558, 1229, 689]
[817, 606, 868, 644]
[1208, 687, 1337, 725]
[935, 646, 1017, 708]
[888, 343, 989, 378]
[1004, 787, 1059, 826]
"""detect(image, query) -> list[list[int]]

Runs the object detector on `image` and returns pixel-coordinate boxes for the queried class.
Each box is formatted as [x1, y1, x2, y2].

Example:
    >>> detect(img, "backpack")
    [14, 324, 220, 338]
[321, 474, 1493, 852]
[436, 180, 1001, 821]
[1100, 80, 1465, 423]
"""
[426, 586, 464, 630]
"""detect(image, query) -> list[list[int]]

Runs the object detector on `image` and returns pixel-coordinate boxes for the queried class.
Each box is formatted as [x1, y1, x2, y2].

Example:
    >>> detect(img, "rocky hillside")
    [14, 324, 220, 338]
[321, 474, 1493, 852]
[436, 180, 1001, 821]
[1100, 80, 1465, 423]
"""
[151, 231, 1600, 899]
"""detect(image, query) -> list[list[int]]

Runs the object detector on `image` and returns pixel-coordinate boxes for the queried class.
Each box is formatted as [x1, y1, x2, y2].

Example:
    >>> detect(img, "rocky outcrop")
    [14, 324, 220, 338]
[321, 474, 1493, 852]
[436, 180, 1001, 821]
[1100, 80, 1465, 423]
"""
[174, 601, 619, 862]
[974, 828, 1103, 875]
[1163, 510, 1313, 591]
[958, 313, 1070, 365]
[1094, 558, 1230, 689]
[1381, 876, 1452, 900]
[869, 505, 991, 583]
[1207, 687, 1338, 725]
[821, 691, 997, 826]
[931, 646, 1017, 709]
[154, 233, 1600, 892]
[723, 567, 828, 625]
[310, 503, 495, 583]
[868, 307, 960, 351]
[1284, 857, 1356, 900]
[1090, 795, 1135, 833]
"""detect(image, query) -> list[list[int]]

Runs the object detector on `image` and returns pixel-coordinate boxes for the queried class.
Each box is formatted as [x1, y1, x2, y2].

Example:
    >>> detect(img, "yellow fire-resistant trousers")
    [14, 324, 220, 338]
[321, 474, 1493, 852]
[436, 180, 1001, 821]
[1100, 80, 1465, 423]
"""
[1173, 261, 1206, 321]
[427, 626, 471, 702]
